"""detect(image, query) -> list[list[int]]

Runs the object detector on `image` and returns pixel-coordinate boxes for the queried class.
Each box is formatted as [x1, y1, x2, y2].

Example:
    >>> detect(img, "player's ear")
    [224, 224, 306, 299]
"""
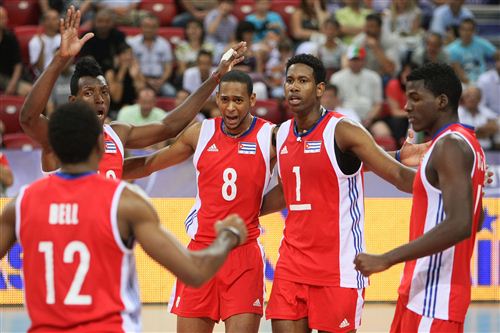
[316, 82, 325, 98]
[68, 95, 77, 102]
[437, 94, 449, 110]
[250, 93, 256, 107]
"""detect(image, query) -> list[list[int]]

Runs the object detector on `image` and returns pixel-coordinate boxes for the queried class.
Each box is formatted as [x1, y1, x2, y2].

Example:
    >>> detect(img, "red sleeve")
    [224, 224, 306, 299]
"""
[0, 153, 10, 167]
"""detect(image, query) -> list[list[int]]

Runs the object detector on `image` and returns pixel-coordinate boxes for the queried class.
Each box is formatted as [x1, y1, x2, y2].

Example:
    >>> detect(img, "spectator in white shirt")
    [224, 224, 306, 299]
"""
[458, 85, 499, 150]
[29, 9, 61, 77]
[127, 15, 176, 97]
[477, 51, 500, 116]
[182, 50, 215, 96]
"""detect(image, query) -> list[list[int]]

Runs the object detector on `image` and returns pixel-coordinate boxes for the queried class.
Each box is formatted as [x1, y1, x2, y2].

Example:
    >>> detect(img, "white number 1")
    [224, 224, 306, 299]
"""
[292, 166, 301, 201]
[38, 241, 92, 305]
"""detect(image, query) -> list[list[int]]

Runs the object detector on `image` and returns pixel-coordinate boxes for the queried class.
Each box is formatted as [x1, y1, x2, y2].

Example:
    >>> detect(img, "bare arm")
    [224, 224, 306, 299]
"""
[260, 180, 286, 216]
[336, 119, 415, 193]
[355, 135, 477, 276]
[0, 199, 17, 260]
[0, 165, 13, 188]
[122, 122, 200, 180]
[118, 187, 247, 287]
[112, 42, 247, 149]
[19, 7, 94, 157]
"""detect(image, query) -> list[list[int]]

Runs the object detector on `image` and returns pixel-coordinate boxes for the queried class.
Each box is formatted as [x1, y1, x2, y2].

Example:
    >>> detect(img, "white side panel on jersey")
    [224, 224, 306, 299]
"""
[193, 119, 215, 166]
[275, 120, 291, 179]
[104, 124, 125, 159]
[110, 182, 132, 254]
[15, 185, 28, 243]
[120, 253, 141, 332]
[323, 117, 367, 289]
[187, 119, 216, 240]
[256, 122, 274, 200]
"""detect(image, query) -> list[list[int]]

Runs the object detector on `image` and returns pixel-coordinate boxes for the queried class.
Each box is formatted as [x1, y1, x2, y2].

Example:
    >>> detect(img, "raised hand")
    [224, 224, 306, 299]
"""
[215, 214, 248, 246]
[216, 41, 247, 76]
[59, 6, 94, 58]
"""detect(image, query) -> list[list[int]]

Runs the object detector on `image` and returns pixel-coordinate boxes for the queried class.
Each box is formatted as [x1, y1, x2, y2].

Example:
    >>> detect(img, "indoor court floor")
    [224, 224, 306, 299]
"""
[0, 303, 498, 332]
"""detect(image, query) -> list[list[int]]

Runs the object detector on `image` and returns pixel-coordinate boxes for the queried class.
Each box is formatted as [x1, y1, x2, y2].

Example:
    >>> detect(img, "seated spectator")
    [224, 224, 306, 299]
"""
[105, 44, 146, 117]
[477, 52, 500, 116]
[95, 0, 148, 26]
[175, 19, 215, 85]
[382, 0, 423, 53]
[127, 15, 176, 97]
[335, 0, 372, 45]
[321, 84, 360, 122]
[384, 62, 418, 145]
[172, 0, 218, 28]
[410, 31, 448, 66]
[352, 13, 400, 78]
[290, 0, 329, 45]
[39, 0, 94, 29]
[0, 152, 13, 197]
[0, 6, 32, 96]
[183, 50, 215, 96]
[458, 86, 499, 150]
[329, 45, 384, 130]
[79, 8, 126, 72]
[29, 9, 61, 78]
[296, 18, 346, 77]
[117, 87, 167, 125]
[265, 38, 294, 98]
[430, 0, 474, 37]
[204, 0, 238, 57]
[446, 18, 498, 84]
[245, 0, 286, 43]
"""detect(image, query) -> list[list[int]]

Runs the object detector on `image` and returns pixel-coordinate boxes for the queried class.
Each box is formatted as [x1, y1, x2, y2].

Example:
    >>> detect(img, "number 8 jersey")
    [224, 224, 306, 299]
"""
[186, 117, 274, 244]
[16, 173, 140, 332]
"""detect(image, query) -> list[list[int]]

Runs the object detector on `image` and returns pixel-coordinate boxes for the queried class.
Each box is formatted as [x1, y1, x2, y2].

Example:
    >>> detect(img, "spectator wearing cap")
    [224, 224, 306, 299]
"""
[330, 45, 385, 132]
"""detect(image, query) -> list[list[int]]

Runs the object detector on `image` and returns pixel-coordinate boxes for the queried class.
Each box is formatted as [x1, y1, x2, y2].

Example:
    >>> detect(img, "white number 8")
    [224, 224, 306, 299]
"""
[222, 168, 237, 201]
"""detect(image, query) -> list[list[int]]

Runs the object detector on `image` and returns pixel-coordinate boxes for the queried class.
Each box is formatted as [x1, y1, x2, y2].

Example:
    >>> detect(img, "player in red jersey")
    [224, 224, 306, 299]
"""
[259, 54, 424, 333]
[355, 63, 487, 333]
[19, 6, 246, 178]
[0, 101, 247, 333]
[123, 70, 276, 333]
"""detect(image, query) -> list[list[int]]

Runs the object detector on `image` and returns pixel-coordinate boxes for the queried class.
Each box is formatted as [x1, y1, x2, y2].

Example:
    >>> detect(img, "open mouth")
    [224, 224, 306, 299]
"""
[96, 109, 105, 119]
[288, 96, 301, 106]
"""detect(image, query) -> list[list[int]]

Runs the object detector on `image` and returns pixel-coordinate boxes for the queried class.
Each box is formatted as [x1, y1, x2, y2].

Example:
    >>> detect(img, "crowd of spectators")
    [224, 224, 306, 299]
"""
[0, 0, 499, 150]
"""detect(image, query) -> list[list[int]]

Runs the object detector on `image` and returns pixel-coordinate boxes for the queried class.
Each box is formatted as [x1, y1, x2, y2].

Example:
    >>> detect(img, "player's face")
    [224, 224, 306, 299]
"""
[405, 80, 440, 132]
[284, 63, 323, 115]
[71, 75, 110, 124]
[217, 81, 256, 134]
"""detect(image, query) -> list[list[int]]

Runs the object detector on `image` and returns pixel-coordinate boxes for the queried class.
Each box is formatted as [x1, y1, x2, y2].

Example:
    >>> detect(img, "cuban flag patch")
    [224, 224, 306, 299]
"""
[105, 140, 117, 154]
[238, 142, 257, 154]
[304, 141, 322, 153]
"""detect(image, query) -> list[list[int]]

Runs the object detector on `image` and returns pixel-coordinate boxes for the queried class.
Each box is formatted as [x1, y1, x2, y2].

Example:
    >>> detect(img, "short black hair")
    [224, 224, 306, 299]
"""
[197, 49, 213, 61]
[219, 70, 253, 96]
[286, 54, 326, 85]
[460, 17, 476, 29]
[49, 101, 102, 164]
[366, 13, 382, 27]
[236, 21, 255, 40]
[70, 57, 104, 96]
[407, 63, 462, 111]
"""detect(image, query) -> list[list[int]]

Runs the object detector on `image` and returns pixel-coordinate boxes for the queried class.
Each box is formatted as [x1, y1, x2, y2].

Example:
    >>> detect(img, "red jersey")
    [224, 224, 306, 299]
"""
[99, 124, 124, 179]
[185, 117, 274, 244]
[16, 173, 140, 332]
[275, 111, 368, 288]
[399, 123, 486, 322]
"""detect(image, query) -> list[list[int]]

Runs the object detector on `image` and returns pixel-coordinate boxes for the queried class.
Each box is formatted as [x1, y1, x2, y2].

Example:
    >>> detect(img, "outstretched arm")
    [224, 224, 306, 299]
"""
[0, 198, 17, 260]
[19, 7, 93, 170]
[336, 119, 416, 193]
[355, 135, 477, 276]
[122, 122, 200, 180]
[114, 42, 247, 149]
[118, 187, 247, 287]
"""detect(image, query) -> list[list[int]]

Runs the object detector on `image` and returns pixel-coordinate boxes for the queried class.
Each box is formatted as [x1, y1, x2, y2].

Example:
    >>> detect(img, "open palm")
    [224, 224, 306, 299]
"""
[59, 6, 94, 58]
